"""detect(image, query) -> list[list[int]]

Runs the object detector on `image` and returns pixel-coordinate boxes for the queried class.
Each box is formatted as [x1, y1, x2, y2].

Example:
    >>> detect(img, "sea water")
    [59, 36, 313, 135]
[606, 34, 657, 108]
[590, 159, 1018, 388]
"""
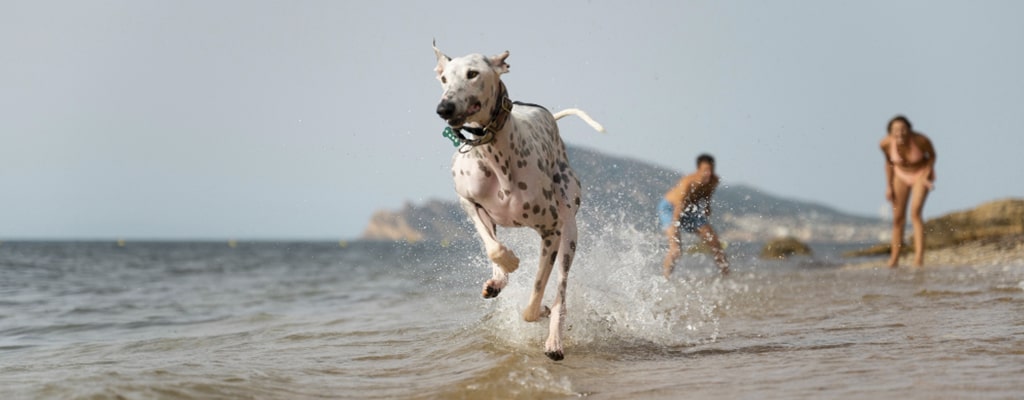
[1, 228, 1023, 399]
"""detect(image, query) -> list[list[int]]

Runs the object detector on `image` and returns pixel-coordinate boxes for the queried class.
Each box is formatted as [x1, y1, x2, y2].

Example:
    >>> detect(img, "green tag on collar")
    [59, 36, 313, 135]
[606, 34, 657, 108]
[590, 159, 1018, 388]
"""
[442, 126, 461, 147]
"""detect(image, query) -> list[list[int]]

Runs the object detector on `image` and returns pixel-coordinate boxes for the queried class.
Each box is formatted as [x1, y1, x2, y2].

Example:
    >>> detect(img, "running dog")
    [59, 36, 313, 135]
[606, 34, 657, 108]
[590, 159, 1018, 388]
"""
[432, 42, 604, 360]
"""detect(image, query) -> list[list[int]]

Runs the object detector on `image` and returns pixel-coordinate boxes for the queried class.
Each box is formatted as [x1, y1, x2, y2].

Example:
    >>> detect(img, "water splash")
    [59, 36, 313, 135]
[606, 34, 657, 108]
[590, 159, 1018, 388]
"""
[476, 212, 747, 352]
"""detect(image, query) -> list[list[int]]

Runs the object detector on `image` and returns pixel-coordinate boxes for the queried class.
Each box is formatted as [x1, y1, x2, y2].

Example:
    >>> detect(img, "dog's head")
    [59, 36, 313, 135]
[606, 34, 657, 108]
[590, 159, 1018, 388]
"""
[433, 41, 509, 129]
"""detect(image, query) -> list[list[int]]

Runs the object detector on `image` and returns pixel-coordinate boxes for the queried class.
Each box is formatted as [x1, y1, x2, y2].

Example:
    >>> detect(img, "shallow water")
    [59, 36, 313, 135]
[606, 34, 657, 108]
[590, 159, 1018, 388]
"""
[1, 233, 1022, 399]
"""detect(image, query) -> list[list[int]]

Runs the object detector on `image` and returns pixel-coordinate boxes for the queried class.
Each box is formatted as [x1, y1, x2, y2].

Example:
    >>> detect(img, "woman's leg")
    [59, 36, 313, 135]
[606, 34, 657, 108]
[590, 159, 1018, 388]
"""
[889, 182, 912, 267]
[909, 181, 931, 266]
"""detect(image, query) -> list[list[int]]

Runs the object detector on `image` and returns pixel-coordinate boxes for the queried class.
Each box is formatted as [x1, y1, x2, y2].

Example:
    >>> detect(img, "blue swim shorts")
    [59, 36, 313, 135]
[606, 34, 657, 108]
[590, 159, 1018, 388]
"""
[658, 198, 709, 233]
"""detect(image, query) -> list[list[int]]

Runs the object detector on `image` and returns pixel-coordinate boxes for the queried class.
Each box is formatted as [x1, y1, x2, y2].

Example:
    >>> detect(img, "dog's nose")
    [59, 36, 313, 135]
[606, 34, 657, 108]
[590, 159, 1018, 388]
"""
[436, 101, 456, 119]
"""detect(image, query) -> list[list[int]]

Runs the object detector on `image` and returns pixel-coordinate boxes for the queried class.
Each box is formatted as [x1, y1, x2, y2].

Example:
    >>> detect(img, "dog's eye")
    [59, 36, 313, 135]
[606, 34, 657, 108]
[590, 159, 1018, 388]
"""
[441, 76, 447, 84]
[467, 70, 479, 79]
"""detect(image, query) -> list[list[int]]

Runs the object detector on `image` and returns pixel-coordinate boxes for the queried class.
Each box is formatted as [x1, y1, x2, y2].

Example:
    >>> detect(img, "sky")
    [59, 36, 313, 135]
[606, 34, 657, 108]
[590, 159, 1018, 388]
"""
[2, 0, 1022, 240]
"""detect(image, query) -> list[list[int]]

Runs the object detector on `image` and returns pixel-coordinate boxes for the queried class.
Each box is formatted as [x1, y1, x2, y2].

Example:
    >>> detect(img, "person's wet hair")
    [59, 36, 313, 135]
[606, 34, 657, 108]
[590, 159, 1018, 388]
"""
[887, 115, 913, 133]
[696, 153, 715, 167]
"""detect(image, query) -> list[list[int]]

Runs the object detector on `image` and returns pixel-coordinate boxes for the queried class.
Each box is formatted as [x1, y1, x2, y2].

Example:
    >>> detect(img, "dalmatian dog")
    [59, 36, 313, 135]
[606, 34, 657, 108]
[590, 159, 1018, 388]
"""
[433, 42, 604, 361]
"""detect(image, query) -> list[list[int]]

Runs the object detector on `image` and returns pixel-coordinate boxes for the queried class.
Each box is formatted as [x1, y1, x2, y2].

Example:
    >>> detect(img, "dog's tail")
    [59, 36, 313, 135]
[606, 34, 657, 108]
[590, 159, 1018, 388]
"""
[553, 108, 606, 133]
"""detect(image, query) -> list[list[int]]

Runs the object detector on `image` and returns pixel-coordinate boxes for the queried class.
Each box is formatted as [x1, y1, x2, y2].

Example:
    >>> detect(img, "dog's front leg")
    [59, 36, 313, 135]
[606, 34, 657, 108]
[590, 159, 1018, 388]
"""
[458, 198, 519, 298]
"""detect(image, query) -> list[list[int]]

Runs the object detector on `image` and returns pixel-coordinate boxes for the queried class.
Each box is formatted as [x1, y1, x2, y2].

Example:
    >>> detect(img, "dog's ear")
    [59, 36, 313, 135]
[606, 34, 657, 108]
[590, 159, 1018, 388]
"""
[433, 40, 450, 79]
[490, 51, 509, 74]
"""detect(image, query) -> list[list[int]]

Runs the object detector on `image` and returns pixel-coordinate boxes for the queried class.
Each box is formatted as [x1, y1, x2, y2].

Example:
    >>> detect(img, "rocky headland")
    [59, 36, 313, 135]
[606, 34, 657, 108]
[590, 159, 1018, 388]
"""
[362, 145, 890, 244]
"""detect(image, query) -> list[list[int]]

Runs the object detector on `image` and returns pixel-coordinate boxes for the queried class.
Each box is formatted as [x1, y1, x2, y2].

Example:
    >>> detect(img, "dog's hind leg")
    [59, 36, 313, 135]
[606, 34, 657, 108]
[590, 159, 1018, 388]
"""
[544, 216, 576, 361]
[523, 229, 560, 324]
[459, 198, 519, 298]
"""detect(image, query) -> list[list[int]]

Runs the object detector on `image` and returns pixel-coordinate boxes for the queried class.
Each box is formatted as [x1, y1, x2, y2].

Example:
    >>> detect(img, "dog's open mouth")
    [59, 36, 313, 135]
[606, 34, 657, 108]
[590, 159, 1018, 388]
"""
[446, 102, 482, 128]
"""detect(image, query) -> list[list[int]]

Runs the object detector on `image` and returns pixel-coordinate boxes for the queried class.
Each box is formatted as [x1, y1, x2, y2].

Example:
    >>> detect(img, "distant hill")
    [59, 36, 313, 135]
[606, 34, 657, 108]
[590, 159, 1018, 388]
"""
[362, 145, 889, 243]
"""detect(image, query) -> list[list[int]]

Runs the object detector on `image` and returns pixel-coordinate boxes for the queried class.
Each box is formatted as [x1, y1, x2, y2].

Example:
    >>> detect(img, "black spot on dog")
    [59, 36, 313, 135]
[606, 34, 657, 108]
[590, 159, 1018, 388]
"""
[518, 182, 528, 190]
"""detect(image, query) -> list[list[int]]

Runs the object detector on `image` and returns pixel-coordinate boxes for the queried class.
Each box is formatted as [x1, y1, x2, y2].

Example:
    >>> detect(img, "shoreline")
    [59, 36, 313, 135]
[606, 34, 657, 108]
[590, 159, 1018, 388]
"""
[842, 234, 1024, 270]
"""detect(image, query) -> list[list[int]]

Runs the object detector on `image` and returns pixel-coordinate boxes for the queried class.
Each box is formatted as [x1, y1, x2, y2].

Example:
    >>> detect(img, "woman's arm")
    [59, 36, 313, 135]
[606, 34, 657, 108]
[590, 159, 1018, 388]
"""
[880, 138, 895, 202]
[918, 134, 937, 183]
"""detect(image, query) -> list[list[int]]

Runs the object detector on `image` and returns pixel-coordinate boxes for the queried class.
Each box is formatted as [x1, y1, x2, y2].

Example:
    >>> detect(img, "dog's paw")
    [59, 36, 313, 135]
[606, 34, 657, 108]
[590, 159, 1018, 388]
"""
[482, 285, 502, 298]
[522, 305, 550, 322]
[482, 275, 507, 299]
[545, 335, 564, 361]
[544, 350, 564, 361]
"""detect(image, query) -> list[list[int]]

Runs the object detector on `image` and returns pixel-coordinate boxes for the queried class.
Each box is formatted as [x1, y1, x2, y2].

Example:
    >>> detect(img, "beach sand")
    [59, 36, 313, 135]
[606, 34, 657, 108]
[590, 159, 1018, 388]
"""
[843, 234, 1024, 270]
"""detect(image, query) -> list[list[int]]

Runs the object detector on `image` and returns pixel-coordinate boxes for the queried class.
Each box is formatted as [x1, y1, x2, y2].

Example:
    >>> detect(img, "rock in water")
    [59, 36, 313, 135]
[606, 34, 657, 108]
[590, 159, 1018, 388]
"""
[761, 237, 812, 259]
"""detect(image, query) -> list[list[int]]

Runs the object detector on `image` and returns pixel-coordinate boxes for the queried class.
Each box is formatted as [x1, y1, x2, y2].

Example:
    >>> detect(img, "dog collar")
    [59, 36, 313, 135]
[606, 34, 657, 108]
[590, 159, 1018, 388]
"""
[441, 82, 513, 149]
[484, 82, 514, 133]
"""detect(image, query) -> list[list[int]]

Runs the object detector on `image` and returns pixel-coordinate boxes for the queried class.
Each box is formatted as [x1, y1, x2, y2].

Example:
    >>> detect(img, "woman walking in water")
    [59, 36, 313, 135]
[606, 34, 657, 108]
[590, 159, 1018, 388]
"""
[880, 115, 936, 267]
